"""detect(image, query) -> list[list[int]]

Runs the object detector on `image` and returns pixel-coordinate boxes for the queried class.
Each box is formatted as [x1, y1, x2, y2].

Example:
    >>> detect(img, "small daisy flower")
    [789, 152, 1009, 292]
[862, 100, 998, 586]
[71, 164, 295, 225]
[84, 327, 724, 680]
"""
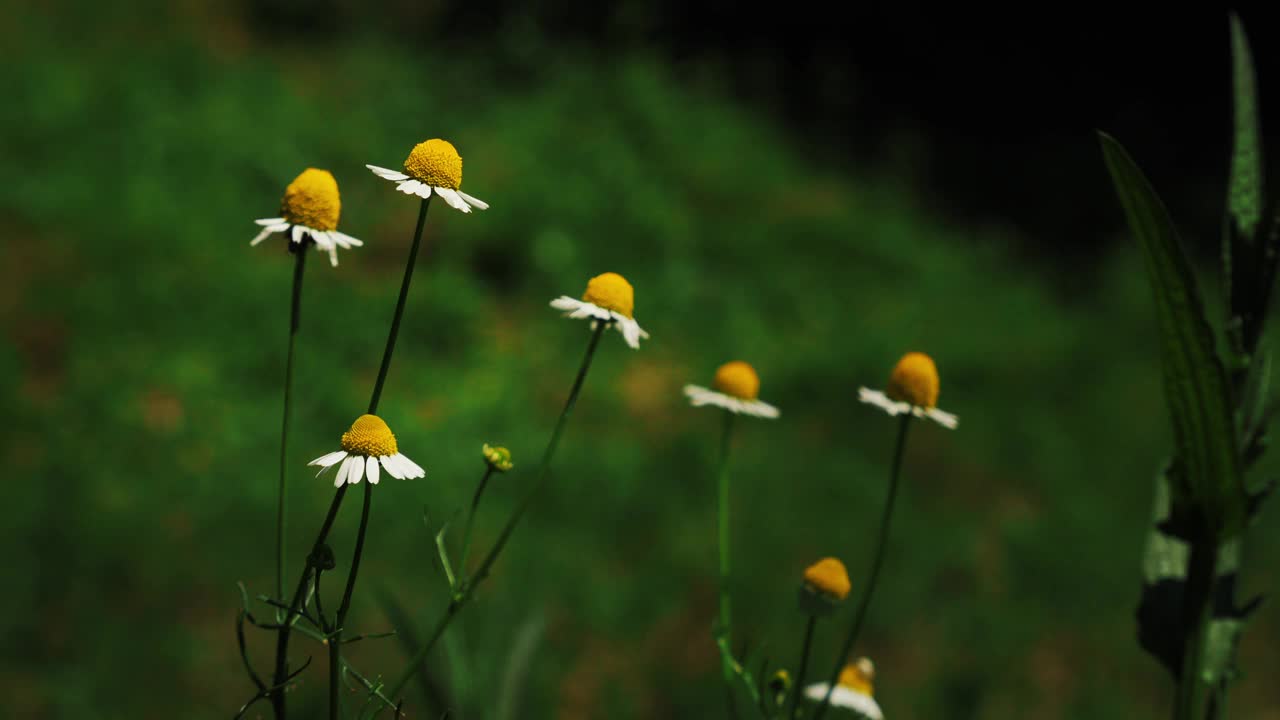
[366, 138, 489, 213]
[250, 168, 364, 267]
[683, 361, 780, 419]
[799, 557, 851, 616]
[805, 658, 883, 720]
[307, 414, 425, 487]
[859, 352, 958, 429]
[550, 272, 650, 349]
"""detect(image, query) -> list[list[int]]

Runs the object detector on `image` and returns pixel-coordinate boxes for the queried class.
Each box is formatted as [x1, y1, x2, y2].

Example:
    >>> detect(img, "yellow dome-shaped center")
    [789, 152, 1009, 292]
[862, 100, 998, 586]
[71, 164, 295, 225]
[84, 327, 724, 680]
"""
[713, 361, 761, 400]
[403, 138, 463, 190]
[803, 557, 851, 601]
[581, 272, 635, 318]
[281, 168, 341, 231]
[838, 658, 875, 696]
[886, 352, 940, 408]
[340, 414, 398, 457]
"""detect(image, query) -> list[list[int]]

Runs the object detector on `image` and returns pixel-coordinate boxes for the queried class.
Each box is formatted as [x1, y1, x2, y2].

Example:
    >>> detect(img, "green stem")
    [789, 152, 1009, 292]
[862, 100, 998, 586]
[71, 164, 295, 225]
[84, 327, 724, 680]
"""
[1175, 535, 1219, 720]
[459, 467, 495, 578]
[278, 246, 309, 606]
[715, 410, 736, 679]
[331, 480, 374, 718]
[814, 414, 911, 720]
[270, 198, 432, 719]
[375, 322, 607, 711]
[788, 616, 817, 719]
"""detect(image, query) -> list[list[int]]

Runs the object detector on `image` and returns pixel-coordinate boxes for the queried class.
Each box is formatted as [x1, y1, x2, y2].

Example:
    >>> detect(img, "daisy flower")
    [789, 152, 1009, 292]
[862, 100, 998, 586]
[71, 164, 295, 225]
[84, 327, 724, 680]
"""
[684, 361, 779, 419]
[800, 557, 851, 616]
[550, 272, 649, 349]
[366, 138, 489, 213]
[308, 414, 425, 487]
[805, 658, 884, 720]
[250, 168, 364, 267]
[859, 352, 958, 429]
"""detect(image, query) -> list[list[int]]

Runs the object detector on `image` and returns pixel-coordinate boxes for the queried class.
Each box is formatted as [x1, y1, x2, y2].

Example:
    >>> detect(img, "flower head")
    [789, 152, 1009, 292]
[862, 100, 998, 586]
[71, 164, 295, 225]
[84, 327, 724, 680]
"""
[859, 352, 957, 429]
[250, 167, 364, 266]
[804, 657, 882, 720]
[550, 272, 649, 349]
[308, 414, 426, 487]
[483, 443, 514, 473]
[367, 138, 489, 213]
[803, 558, 851, 601]
[684, 360, 779, 419]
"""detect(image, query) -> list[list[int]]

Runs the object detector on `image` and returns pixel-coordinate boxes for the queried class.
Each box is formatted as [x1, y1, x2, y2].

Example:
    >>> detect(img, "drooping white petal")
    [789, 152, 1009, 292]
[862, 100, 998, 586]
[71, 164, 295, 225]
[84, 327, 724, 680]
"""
[458, 191, 489, 210]
[331, 231, 363, 248]
[367, 164, 409, 181]
[308, 230, 335, 250]
[251, 226, 280, 246]
[379, 454, 405, 480]
[290, 225, 305, 245]
[348, 454, 365, 484]
[551, 297, 583, 311]
[309, 450, 348, 468]
[255, 217, 287, 226]
[335, 455, 355, 487]
[366, 456, 380, 485]
[395, 453, 425, 479]
[396, 179, 423, 195]
[617, 316, 640, 349]
[414, 185, 433, 199]
[433, 187, 471, 213]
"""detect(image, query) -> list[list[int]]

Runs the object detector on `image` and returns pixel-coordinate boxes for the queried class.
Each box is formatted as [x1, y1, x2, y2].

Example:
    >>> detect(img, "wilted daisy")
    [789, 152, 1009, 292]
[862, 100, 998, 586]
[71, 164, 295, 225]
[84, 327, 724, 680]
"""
[683, 361, 779, 419]
[366, 138, 489, 213]
[805, 658, 883, 720]
[859, 352, 957, 429]
[550, 272, 649, 349]
[308, 414, 425, 487]
[250, 168, 364, 266]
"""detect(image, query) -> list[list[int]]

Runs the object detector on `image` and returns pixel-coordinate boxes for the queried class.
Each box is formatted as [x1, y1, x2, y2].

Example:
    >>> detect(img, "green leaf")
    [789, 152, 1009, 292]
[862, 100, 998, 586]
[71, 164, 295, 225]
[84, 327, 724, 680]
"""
[1100, 132, 1247, 538]
[1227, 13, 1263, 242]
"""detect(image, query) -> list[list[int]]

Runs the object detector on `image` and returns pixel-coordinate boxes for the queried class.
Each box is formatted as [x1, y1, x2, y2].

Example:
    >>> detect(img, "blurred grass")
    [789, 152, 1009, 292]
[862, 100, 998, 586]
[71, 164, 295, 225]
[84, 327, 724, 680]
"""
[2, 3, 1279, 719]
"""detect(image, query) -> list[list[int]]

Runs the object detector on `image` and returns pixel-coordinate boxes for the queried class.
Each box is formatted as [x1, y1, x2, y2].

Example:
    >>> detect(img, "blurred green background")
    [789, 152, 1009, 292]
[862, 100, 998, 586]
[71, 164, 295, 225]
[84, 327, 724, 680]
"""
[3, 2, 1279, 718]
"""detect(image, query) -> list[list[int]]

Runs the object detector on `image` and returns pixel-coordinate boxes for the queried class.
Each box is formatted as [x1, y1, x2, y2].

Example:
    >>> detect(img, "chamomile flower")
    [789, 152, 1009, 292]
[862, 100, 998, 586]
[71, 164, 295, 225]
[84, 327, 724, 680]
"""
[550, 272, 649, 349]
[683, 361, 779, 419]
[804, 658, 883, 720]
[366, 138, 489, 213]
[308, 414, 425, 487]
[859, 352, 958, 429]
[250, 168, 364, 266]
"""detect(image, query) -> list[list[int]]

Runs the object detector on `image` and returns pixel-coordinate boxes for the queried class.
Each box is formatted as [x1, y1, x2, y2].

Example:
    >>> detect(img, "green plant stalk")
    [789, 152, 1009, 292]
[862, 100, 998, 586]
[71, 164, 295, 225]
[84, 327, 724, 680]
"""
[271, 197, 432, 719]
[278, 246, 309, 607]
[331, 480, 374, 718]
[1175, 536, 1220, 720]
[788, 616, 817, 720]
[459, 467, 496, 576]
[715, 409, 737, 688]
[373, 322, 607, 713]
[814, 414, 911, 720]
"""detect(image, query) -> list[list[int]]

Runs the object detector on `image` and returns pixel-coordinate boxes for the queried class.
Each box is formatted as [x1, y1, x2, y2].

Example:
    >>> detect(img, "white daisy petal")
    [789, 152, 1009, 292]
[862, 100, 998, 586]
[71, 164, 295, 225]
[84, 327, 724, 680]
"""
[803, 684, 882, 720]
[335, 456, 355, 487]
[617, 317, 641, 349]
[331, 231, 363, 248]
[309, 450, 348, 468]
[290, 224, 305, 245]
[396, 179, 423, 195]
[926, 407, 959, 429]
[550, 297, 582, 311]
[396, 453, 425, 479]
[747, 399, 780, 419]
[379, 454, 405, 480]
[414, 185, 433, 199]
[366, 455, 380, 485]
[308, 230, 334, 250]
[251, 226, 279, 246]
[367, 164, 410, 181]
[327, 246, 339, 267]
[434, 187, 471, 213]
[859, 388, 909, 417]
[347, 454, 364, 484]
[458, 191, 489, 210]
[255, 217, 287, 226]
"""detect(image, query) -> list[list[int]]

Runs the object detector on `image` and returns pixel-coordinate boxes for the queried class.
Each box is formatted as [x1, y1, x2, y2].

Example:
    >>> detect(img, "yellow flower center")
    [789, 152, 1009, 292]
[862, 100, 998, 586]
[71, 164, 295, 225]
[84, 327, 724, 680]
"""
[581, 272, 635, 318]
[340, 414, 398, 457]
[713, 361, 761, 400]
[403, 138, 463, 190]
[886, 351, 940, 408]
[280, 168, 341, 231]
[802, 557, 851, 601]
[838, 658, 875, 696]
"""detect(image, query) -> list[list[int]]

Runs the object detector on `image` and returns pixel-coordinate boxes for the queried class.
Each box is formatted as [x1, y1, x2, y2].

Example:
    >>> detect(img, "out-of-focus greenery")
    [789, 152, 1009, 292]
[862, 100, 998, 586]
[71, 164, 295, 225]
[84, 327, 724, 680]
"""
[2, 4, 1279, 719]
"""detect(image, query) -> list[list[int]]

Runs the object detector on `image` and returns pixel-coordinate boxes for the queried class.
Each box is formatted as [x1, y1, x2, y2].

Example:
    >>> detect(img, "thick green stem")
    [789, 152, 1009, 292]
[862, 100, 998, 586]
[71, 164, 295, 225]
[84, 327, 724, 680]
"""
[788, 616, 817, 719]
[814, 414, 911, 720]
[715, 410, 736, 683]
[1175, 534, 1219, 720]
[277, 246, 309, 605]
[375, 322, 607, 711]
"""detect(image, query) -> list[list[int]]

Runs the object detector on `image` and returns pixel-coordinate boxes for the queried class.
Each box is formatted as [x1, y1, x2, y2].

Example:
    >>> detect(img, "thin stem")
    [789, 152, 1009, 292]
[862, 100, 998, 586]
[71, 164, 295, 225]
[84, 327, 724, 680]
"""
[1175, 534, 1219, 720]
[278, 246, 308, 606]
[368, 197, 431, 415]
[331, 480, 374, 718]
[376, 322, 608, 710]
[715, 410, 736, 688]
[788, 617, 817, 720]
[814, 414, 911, 720]
[459, 467, 496, 577]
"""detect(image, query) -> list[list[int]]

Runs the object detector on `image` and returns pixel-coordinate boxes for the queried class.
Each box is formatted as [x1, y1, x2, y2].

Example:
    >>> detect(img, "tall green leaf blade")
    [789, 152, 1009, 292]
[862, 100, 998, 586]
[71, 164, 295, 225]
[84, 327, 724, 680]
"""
[1100, 132, 1247, 538]
[1227, 12, 1263, 242]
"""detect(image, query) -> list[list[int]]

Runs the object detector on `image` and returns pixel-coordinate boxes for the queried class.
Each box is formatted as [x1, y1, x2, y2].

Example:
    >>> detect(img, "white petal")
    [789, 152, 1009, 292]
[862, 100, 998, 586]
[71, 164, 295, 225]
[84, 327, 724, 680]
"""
[327, 246, 339, 267]
[927, 407, 959, 429]
[250, 226, 279, 246]
[414, 185, 433, 199]
[434, 187, 471, 213]
[367, 164, 409, 181]
[349, 454, 365, 484]
[290, 225, 305, 245]
[396, 179, 423, 195]
[858, 388, 908, 417]
[335, 456, 355, 487]
[255, 217, 287, 226]
[309, 450, 348, 468]
[395, 453, 425, 479]
[331, 231, 363, 248]
[551, 297, 582, 311]
[746, 399, 780, 419]
[458, 191, 489, 210]
[379, 454, 405, 480]
[617, 316, 641, 349]
[308, 230, 335, 250]
[366, 456, 380, 485]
